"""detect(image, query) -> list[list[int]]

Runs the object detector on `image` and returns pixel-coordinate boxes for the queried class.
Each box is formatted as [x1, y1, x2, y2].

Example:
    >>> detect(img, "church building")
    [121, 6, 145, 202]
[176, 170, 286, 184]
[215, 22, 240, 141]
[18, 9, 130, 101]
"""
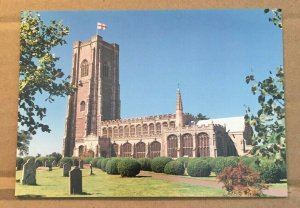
[63, 35, 253, 159]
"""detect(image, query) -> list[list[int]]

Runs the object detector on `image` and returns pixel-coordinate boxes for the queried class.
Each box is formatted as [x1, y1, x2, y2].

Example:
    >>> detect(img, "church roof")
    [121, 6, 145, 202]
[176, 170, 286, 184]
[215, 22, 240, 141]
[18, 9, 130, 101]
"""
[197, 116, 245, 132]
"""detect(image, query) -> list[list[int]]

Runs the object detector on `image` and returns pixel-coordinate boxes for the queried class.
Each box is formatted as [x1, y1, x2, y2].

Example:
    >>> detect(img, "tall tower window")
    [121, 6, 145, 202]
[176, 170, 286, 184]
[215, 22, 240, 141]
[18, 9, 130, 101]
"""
[81, 60, 89, 77]
[80, 101, 86, 111]
[103, 63, 109, 77]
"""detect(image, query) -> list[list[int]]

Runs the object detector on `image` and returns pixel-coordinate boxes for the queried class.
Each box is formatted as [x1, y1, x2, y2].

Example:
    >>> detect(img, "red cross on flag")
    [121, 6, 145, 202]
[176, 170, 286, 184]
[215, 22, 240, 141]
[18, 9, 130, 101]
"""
[97, 22, 107, 30]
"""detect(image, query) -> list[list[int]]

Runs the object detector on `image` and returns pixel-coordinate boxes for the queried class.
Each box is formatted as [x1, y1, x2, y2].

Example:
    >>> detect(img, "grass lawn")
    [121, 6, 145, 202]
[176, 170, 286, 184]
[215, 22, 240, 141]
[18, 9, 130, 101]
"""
[179, 172, 218, 181]
[15, 167, 224, 197]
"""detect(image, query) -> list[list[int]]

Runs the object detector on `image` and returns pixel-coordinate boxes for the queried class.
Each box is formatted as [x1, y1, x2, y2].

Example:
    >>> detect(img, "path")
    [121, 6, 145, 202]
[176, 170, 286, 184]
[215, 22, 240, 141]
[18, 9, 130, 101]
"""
[138, 171, 288, 197]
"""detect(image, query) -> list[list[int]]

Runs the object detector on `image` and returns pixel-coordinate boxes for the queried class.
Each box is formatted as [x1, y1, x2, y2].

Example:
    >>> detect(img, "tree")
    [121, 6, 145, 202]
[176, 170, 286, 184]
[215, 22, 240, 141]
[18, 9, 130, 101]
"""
[17, 130, 32, 156]
[46, 152, 62, 163]
[184, 113, 209, 125]
[18, 12, 75, 152]
[245, 9, 284, 162]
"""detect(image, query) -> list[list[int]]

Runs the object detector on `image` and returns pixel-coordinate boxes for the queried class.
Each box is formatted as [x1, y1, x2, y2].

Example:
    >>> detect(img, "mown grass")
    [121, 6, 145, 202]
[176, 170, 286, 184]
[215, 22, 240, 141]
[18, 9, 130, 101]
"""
[15, 167, 224, 197]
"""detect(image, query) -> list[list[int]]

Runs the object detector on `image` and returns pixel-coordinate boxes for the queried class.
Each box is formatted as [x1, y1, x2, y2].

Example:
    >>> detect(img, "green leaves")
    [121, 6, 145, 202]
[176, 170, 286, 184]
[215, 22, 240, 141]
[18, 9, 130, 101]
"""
[264, 8, 282, 29]
[18, 12, 75, 152]
[245, 66, 285, 163]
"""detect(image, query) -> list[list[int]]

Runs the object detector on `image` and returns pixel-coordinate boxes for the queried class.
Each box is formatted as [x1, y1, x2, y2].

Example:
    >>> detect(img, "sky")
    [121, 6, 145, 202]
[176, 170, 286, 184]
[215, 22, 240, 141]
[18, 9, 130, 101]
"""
[20, 10, 283, 156]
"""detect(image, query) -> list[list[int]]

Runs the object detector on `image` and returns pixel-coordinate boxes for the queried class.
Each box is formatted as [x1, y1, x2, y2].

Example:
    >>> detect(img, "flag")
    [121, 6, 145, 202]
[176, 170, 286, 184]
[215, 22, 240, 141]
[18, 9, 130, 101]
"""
[97, 22, 107, 30]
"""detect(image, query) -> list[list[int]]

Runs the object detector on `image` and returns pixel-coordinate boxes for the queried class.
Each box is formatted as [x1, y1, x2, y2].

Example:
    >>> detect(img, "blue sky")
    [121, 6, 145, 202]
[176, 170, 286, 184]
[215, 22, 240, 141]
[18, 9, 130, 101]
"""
[22, 10, 283, 156]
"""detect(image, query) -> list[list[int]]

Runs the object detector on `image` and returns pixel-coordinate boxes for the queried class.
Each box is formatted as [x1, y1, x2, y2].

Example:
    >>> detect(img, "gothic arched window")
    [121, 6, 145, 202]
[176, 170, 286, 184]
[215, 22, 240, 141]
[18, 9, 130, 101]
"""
[80, 101, 85, 111]
[80, 60, 89, 77]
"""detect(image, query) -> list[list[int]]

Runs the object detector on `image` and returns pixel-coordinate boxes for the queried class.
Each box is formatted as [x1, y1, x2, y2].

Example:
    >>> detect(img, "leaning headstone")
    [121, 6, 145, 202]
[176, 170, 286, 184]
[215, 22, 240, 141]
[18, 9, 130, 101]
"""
[21, 158, 36, 185]
[52, 160, 57, 167]
[79, 160, 84, 169]
[69, 166, 82, 195]
[63, 162, 71, 177]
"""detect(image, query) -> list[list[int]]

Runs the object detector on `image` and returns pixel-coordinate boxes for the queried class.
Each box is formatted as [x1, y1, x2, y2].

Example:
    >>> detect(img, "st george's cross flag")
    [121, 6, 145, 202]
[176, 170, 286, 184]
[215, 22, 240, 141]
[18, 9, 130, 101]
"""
[97, 22, 107, 30]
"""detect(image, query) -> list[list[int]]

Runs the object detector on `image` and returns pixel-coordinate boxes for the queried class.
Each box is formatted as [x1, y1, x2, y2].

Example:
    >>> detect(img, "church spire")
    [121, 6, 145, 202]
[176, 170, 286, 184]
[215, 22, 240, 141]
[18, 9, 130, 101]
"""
[175, 88, 184, 127]
[176, 88, 183, 111]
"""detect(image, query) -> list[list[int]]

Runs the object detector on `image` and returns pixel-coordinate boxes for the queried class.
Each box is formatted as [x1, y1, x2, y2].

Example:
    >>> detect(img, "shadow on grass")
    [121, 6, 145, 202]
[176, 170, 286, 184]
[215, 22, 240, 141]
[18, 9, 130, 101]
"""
[17, 195, 46, 199]
[136, 176, 152, 178]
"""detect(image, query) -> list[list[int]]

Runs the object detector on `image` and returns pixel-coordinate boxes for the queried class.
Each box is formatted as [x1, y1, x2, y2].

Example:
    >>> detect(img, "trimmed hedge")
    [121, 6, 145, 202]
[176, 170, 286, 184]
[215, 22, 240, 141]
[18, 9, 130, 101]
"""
[239, 156, 260, 171]
[101, 158, 111, 172]
[151, 157, 173, 173]
[137, 158, 152, 171]
[106, 158, 122, 175]
[91, 157, 103, 167]
[187, 158, 211, 177]
[176, 157, 190, 167]
[96, 158, 104, 169]
[213, 156, 239, 175]
[83, 157, 93, 164]
[118, 158, 141, 177]
[258, 160, 282, 183]
[35, 157, 48, 167]
[164, 160, 185, 175]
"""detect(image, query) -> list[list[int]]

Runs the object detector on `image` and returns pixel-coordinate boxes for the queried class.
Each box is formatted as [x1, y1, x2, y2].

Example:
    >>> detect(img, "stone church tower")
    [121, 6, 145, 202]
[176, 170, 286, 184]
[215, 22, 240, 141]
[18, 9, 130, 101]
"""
[63, 35, 120, 157]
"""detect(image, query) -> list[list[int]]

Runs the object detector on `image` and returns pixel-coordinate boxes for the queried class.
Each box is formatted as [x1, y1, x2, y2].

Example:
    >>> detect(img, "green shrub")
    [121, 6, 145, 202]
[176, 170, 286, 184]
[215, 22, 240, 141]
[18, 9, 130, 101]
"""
[259, 160, 282, 183]
[101, 158, 111, 172]
[151, 157, 173, 173]
[209, 157, 222, 172]
[91, 157, 103, 167]
[96, 158, 104, 169]
[239, 156, 260, 171]
[117, 158, 141, 177]
[217, 163, 268, 196]
[16, 157, 24, 170]
[187, 158, 211, 177]
[35, 157, 48, 167]
[164, 160, 185, 175]
[213, 156, 239, 175]
[59, 157, 73, 167]
[106, 158, 121, 175]
[83, 157, 93, 164]
[176, 157, 190, 167]
[279, 161, 287, 179]
[137, 158, 152, 171]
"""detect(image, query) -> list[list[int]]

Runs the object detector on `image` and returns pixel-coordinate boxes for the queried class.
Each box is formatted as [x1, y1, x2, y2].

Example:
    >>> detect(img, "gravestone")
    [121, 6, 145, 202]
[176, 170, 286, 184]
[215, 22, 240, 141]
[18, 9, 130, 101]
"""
[69, 166, 82, 194]
[79, 160, 84, 169]
[52, 160, 57, 167]
[45, 160, 52, 171]
[63, 162, 71, 177]
[21, 158, 36, 185]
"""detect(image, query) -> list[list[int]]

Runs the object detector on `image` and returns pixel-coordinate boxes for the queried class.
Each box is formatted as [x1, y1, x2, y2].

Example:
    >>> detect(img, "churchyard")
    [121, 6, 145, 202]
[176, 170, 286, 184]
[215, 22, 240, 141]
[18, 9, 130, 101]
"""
[15, 156, 287, 198]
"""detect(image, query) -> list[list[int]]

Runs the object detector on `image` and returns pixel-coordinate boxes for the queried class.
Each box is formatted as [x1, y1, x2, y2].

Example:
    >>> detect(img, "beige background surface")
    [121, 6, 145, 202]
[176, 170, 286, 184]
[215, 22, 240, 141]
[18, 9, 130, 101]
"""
[0, 0, 299, 207]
